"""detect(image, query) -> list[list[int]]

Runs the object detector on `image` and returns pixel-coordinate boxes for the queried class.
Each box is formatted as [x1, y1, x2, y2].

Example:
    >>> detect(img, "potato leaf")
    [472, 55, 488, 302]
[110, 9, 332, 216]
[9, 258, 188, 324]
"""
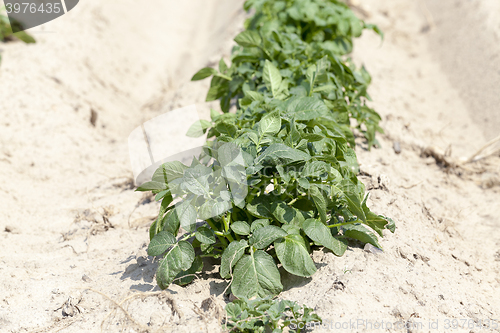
[249, 225, 287, 249]
[231, 221, 251, 235]
[152, 161, 188, 183]
[302, 219, 347, 256]
[234, 30, 262, 48]
[258, 111, 281, 137]
[220, 239, 248, 279]
[255, 143, 311, 166]
[174, 256, 203, 285]
[156, 241, 195, 290]
[136, 181, 166, 192]
[191, 67, 217, 81]
[308, 185, 327, 224]
[231, 250, 283, 298]
[274, 234, 317, 277]
[343, 224, 382, 249]
[186, 119, 212, 137]
[148, 231, 176, 256]
[263, 60, 282, 97]
[195, 226, 216, 244]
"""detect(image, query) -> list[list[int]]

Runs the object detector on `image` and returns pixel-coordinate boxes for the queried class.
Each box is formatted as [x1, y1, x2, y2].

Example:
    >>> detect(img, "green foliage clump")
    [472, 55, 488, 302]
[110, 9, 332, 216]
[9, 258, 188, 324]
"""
[137, 0, 395, 301]
[224, 297, 322, 332]
[198, 0, 384, 147]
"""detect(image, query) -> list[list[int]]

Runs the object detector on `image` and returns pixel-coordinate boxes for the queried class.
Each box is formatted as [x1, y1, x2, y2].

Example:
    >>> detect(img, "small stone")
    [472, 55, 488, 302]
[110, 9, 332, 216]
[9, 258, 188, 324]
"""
[393, 141, 401, 154]
[438, 303, 450, 315]
[4, 225, 20, 234]
[82, 274, 92, 282]
[364, 243, 383, 254]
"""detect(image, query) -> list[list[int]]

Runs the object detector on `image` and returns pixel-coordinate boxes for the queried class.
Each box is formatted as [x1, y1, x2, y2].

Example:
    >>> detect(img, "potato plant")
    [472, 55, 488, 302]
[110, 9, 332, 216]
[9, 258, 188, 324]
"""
[137, 0, 394, 301]
[224, 297, 322, 332]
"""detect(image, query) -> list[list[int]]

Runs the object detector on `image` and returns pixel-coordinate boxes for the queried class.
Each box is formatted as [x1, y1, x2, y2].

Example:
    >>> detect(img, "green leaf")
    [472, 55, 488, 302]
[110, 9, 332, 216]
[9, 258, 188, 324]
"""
[263, 60, 282, 97]
[258, 111, 281, 137]
[174, 256, 203, 285]
[225, 301, 242, 319]
[191, 67, 217, 81]
[342, 148, 359, 173]
[162, 209, 180, 236]
[245, 90, 264, 102]
[176, 201, 197, 233]
[195, 226, 216, 244]
[220, 240, 248, 279]
[274, 234, 317, 277]
[313, 85, 337, 93]
[206, 84, 226, 101]
[361, 193, 391, 236]
[301, 161, 329, 178]
[234, 30, 262, 48]
[156, 241, 195, 289]
[343, 224, 382, 249]
[255, 143, 310, 166]
[384, 216, 396, 233]
[281, 224, 301, 235]
[152, 161, 188, 183]
[155, 190, 169, 201]
[247, 196, 275, 219]
[309, 185, 327, 224]
[231, 250, 283, 298]
[231, 221, 251, 235]
[343, 191, 366, 224]
[272, 203, 305, 226]
[219, 58, 228, 73]
[198, 199, 231, 220]
[149, 220, 157, 241]
[186, 120, 212, 137]
[285, 97, 329, 121]
[210, 108, 221, 121]
[148, 231, 176, 256]
[215, 122, 238, 137]
[302, 219, 346, 256]
[182, 164, 212, 196]
[136, 181, 166, 192]
[250, 219, 270, 232]
[249, 225, 287, 249]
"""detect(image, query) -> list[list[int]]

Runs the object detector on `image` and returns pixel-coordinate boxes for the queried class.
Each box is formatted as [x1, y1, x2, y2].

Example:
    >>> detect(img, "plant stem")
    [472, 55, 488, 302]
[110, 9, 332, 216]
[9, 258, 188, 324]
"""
[199, 254, 218, 258]
[179, 232, 194, 242]
[207, 219, 228, 248]
[223, 214, 235, 242]
[327, 220, 360, 229]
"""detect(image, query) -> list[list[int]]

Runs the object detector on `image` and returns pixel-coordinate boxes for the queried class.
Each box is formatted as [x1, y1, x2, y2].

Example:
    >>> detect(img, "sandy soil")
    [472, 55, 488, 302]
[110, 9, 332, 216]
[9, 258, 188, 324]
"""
[0, 0, 499, 332]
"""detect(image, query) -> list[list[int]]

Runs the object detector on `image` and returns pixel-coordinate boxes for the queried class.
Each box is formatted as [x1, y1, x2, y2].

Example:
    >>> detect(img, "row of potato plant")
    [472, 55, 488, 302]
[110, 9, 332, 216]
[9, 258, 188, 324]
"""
[137, 0, 394, 302]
